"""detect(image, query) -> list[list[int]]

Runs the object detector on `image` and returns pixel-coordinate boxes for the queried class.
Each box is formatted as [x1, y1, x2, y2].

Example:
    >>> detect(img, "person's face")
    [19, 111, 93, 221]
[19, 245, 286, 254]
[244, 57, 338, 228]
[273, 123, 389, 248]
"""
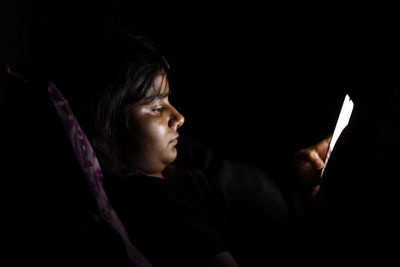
[126, 73, 185, 177]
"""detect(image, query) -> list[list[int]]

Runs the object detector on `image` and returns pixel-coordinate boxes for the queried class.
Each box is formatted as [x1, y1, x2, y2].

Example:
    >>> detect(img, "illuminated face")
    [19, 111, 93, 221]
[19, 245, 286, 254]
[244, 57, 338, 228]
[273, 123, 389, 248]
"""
[125, 73, 185, 178]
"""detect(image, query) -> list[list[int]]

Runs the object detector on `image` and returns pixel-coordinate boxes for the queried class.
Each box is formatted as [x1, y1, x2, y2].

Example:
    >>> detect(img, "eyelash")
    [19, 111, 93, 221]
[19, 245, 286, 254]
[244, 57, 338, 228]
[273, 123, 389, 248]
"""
[152, 106, 166, 113]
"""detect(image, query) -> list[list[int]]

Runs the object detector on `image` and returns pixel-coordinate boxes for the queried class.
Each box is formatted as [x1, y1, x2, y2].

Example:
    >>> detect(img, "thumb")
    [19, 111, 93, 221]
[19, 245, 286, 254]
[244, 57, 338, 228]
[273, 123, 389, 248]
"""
[314, 135, 332, 161]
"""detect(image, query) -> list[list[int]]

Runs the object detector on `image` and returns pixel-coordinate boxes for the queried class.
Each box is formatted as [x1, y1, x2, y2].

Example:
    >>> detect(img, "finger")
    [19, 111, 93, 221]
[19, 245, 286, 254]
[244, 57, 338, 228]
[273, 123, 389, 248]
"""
[308, 149, 325, 169]
[314, 135, 332, 161]
[311, 184, 320, 198]
[298, 147, 324, 169]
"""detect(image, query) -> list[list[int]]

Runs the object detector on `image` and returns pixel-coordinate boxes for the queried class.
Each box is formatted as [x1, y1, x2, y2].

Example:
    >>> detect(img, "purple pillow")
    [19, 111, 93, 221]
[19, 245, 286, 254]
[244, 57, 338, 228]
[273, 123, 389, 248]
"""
[48, 82, 152, 267]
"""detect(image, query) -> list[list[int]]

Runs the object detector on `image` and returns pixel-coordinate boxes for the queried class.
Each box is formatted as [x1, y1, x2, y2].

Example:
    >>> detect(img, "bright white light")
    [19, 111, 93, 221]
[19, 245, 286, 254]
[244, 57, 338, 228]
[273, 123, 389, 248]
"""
[321, 94, 354, 177]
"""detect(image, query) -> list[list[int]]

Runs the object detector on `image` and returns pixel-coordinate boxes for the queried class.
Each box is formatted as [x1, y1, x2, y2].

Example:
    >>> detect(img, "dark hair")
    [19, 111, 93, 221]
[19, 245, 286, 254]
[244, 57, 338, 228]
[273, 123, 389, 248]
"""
[88, 35, 170, 176]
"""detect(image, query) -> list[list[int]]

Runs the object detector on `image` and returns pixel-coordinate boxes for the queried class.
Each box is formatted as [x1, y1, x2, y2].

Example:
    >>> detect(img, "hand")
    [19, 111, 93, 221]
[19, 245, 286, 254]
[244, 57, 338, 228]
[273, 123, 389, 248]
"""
[293, 135, 331, 197]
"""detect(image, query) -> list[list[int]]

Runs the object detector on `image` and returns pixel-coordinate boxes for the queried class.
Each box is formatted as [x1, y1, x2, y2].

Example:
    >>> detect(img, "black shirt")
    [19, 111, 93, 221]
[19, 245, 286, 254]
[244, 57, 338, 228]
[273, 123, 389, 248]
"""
[104, 140, 294, 267]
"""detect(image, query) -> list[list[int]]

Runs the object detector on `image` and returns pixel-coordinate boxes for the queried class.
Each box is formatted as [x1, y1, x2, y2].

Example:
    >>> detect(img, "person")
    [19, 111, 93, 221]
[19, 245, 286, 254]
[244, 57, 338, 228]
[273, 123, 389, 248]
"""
[307, 84, 400, 266]
[72, 34, 331, 267]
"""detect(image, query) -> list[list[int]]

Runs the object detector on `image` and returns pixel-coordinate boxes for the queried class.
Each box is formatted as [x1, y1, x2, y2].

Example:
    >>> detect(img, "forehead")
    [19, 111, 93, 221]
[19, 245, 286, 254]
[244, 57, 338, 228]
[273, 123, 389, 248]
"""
[145, 73, 170, 99]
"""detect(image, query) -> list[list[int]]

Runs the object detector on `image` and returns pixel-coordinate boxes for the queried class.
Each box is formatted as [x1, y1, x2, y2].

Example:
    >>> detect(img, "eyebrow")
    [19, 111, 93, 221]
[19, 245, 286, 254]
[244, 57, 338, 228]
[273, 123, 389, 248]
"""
[143, 90, 171, 104]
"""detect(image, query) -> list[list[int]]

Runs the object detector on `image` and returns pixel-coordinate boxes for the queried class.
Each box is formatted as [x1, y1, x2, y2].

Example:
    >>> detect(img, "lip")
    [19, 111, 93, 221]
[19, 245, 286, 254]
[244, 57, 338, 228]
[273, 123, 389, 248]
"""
[169, 135, 179, 145]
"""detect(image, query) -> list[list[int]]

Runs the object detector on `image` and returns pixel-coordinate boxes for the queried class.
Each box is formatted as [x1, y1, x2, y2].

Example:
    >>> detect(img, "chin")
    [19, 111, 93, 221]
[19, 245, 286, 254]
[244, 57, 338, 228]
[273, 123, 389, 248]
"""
[165, 150, 177, 164]
[170, 152, 178, 163]
[161, 145, 178, 165]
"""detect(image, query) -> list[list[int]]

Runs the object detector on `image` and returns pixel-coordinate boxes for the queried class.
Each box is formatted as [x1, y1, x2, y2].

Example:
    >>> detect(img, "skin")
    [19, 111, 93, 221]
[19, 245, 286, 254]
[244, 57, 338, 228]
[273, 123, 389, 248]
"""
[124, 72, 330, 266]
[293, 135, 332, 197]
[125, 73, 184, 179]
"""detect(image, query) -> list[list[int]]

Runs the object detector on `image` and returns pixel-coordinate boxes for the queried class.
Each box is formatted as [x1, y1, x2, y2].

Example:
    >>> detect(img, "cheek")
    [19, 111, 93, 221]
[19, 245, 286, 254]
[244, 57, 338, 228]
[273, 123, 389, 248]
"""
[137, 119, 168, 147]
[148, 122, 168, 142]
[134, 117, 177, 165]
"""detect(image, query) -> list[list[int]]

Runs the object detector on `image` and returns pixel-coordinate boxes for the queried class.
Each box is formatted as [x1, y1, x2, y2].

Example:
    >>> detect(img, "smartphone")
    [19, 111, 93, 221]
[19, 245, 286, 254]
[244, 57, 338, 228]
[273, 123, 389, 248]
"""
[321, 94, 354, 177]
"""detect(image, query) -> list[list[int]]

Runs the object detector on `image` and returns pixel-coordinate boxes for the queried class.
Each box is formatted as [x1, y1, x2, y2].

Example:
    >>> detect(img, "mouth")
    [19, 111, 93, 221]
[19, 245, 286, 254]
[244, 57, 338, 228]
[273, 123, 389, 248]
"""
[169, 135, 179, 145]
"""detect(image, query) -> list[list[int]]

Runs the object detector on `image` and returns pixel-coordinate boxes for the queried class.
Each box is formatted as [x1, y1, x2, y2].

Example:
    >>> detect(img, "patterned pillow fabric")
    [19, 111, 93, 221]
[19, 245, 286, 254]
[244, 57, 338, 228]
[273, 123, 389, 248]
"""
[48, 82, 152, 267]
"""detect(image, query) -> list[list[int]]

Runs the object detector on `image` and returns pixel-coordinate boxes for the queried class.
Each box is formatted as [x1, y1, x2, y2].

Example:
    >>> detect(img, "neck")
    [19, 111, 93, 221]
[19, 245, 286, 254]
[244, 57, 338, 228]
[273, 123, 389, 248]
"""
[151, 172, 165, 179]
[127, 158, 166, 179]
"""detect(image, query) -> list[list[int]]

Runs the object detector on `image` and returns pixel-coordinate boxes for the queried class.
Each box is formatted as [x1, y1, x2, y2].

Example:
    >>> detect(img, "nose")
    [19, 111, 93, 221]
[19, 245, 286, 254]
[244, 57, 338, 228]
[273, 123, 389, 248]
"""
[169, 105, 185, 130]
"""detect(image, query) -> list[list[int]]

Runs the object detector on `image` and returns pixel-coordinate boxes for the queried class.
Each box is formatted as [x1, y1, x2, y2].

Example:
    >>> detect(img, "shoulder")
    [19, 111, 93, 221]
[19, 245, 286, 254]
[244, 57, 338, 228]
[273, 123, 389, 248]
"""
[176, 137, 228, 175]
[104, 174, 183, 207]
[103, 174, 229, 267]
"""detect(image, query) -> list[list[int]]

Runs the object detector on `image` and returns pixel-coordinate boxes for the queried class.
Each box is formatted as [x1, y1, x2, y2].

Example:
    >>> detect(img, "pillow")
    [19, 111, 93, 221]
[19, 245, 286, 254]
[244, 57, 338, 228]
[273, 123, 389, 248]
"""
[48, 82, 152, 267]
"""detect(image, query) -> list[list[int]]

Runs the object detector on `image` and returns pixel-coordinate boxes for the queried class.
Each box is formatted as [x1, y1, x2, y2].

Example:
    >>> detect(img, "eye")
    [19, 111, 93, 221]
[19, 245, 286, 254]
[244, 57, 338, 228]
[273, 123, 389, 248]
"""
[151, 106, 166, 113]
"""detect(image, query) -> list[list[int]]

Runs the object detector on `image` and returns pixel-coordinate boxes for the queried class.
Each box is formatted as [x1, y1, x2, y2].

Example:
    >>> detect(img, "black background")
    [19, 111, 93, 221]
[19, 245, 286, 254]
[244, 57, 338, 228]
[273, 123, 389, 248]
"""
[1, 1, 399, 174]
[1, 1, 400, 265]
